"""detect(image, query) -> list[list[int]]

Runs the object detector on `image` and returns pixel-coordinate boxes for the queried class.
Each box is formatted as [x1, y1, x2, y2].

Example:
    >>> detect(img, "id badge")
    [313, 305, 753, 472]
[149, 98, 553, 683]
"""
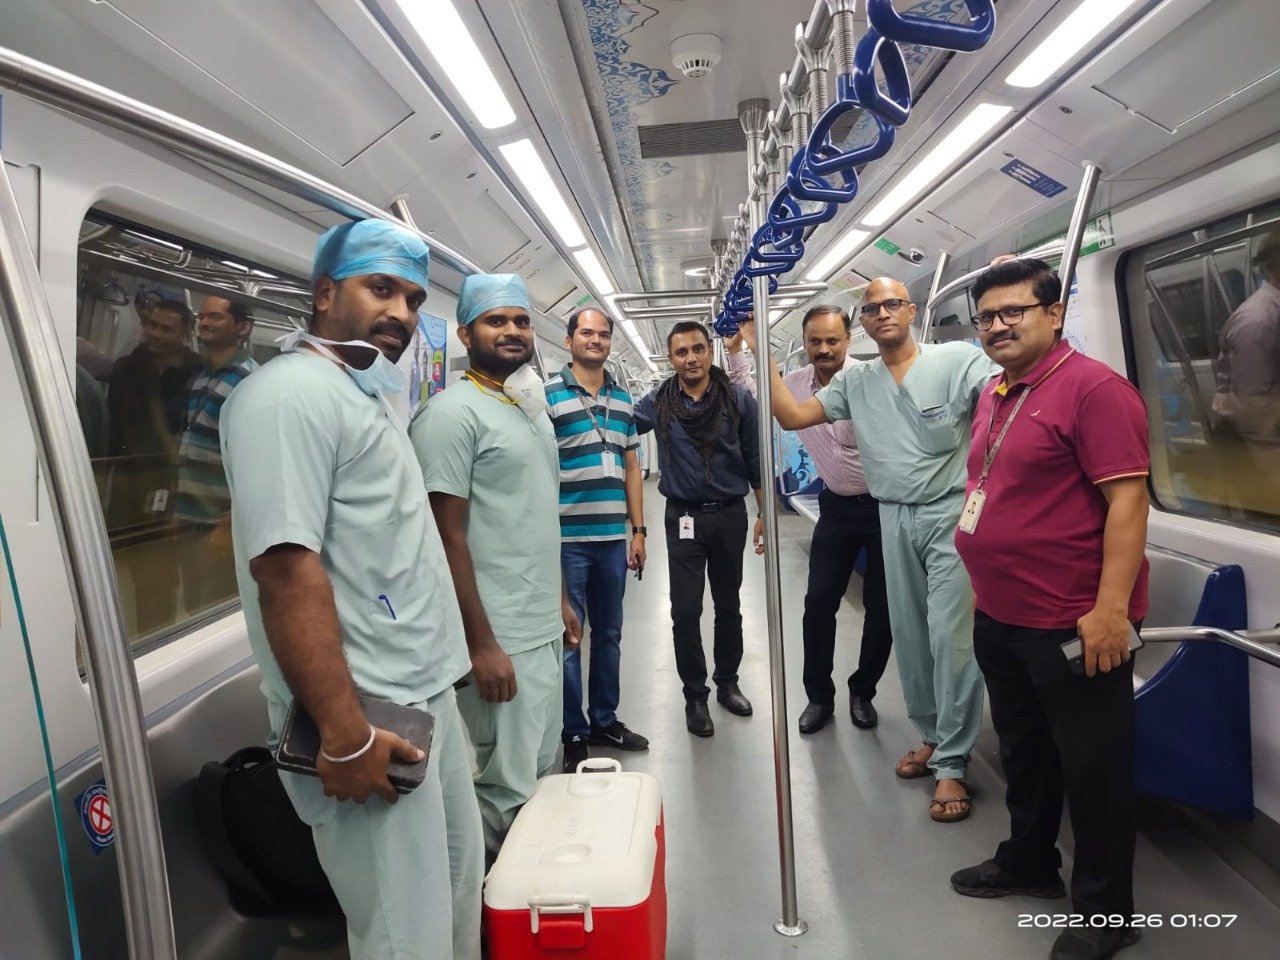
[601, 451, 617, 479]
[957, 488, 986, 535]
[679, 514, 695, 540]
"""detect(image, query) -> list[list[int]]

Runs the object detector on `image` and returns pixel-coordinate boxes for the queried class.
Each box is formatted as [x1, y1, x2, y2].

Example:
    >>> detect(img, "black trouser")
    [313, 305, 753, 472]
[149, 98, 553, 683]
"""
[802, 488, 893, 706]
[665, 498, 747, 702]
[974, 611, 1137, 919]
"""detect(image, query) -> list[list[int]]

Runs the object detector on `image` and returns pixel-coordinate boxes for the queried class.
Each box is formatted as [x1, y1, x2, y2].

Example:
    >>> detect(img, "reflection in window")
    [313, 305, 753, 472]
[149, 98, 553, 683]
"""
[76, 212, 312, 656]
[1125, 203, 1280, 531]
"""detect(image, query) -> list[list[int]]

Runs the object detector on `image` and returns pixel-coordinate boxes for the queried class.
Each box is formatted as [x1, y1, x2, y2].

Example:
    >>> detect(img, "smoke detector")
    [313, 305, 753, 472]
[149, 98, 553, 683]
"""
[672, 34, 722, 79]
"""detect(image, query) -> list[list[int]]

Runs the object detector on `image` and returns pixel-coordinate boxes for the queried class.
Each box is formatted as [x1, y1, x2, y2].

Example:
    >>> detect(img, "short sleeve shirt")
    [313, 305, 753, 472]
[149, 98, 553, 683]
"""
[220, 351, 470, 712]
[953, 340, 1151, 629]
[816, 342, 998, 504]
[544, 365, 641, 541]
[410, 380, 563, 653]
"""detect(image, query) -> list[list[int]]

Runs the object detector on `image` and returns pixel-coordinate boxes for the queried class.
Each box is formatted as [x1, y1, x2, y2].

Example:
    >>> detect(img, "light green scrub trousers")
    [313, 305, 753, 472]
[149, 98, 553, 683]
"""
[275, 686, 483, 960]
[456, 638, 563, 857]
[880, 493, 984, 779]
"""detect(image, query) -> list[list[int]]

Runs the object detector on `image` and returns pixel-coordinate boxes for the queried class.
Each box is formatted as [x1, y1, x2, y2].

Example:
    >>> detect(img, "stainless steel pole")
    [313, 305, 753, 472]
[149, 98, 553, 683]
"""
[0, 48, 481, 277]
[919, 250, 952, 342]
[0, 156, 177, 959]
[739, 97, 807, 939]
[1059, 163, 1102, 310]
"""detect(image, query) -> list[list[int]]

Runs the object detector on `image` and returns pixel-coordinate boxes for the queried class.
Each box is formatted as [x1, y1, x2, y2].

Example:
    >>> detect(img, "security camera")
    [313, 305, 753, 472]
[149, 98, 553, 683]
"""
[907, 247, 926, 264]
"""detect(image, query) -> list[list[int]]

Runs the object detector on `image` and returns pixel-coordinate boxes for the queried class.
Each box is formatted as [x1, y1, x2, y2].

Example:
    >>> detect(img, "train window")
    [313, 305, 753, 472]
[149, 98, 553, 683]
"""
[75, 211, 312, 660]
[1123, 201, 1280, 530]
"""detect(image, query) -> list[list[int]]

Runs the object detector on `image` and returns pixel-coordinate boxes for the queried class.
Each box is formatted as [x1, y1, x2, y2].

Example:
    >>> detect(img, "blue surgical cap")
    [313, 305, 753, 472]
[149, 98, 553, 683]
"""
[457, 273, 530, 326]
[311, 219, 430, 292]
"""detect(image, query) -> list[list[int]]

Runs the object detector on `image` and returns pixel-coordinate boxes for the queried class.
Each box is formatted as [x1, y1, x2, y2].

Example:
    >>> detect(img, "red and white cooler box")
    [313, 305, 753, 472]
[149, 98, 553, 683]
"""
[483, 758, 666, 958]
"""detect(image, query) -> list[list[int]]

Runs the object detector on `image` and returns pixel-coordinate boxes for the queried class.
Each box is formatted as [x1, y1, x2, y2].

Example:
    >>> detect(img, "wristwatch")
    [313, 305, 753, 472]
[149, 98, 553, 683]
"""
[633, 526, 647, 536]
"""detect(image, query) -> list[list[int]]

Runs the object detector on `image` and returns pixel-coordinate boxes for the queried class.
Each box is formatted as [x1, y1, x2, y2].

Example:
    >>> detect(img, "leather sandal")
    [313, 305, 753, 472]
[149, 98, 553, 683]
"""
[929, 784, 972, 823]
[894, 746, 932, 779]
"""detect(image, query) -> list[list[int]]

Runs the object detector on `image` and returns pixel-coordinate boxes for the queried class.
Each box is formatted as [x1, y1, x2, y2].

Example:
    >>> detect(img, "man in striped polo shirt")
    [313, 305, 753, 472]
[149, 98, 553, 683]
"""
[545, 307, 649, 772]
[174, 294, 258, 611]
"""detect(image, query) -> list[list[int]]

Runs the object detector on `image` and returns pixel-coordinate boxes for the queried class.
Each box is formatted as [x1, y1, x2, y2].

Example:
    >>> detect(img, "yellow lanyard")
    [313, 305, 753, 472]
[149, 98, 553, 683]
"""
[464, 370, 517, 404]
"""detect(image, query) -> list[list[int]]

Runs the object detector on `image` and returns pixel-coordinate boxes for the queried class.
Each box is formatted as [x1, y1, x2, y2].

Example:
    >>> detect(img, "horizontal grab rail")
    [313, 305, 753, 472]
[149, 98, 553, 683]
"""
[1141, 626, 1280, 669]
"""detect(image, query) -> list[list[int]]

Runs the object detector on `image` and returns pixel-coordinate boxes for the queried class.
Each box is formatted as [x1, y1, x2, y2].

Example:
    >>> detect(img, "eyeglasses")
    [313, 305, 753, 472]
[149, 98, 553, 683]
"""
[972, 302, 1048, 331]
[859, 298, 912, 318]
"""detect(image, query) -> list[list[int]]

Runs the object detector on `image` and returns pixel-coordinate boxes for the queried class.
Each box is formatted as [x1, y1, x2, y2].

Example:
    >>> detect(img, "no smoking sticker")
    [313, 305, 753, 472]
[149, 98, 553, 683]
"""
[75, 779, 115, 854]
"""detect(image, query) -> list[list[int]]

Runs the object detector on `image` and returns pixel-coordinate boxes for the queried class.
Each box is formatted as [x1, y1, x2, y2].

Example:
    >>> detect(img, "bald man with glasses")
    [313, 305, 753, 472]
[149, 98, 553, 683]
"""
[755, 277, 998, 823]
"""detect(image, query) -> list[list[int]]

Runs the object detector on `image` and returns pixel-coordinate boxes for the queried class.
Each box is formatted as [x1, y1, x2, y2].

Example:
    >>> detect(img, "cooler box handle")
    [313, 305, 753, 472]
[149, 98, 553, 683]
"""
[574, 757, 622, 774]
[528, 894, 594, 934]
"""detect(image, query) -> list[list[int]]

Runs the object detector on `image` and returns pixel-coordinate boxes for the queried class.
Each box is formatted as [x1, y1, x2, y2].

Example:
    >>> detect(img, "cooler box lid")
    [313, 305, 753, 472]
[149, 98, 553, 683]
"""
[484, 759, 663, 911]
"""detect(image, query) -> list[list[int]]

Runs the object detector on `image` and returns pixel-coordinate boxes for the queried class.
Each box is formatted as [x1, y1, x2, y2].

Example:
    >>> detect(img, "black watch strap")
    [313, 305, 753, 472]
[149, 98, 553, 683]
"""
[632, 526, 647, 536]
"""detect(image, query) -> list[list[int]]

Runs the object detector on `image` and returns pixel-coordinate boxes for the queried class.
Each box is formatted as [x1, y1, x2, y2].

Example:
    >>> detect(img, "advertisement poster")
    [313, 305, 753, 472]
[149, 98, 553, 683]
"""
[410, 312, 449, 407]
[1062, 274, 1089, 356]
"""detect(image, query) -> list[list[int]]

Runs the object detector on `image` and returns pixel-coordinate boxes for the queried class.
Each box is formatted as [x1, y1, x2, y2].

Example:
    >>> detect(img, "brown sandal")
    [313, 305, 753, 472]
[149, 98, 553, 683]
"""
[895, 747, 932, 779]
[929, 785, 972, 823]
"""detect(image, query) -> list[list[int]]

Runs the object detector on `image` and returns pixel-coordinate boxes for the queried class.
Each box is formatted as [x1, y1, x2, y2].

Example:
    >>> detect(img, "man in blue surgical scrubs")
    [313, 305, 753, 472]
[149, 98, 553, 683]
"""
[756, 276, 998, 823]
[221, 218, 483, 959]
[411, 273, 581, 859]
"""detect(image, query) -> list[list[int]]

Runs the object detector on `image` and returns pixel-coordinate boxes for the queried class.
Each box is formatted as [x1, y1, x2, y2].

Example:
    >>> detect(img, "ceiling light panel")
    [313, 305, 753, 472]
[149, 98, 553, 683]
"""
[805, 229, 871, 281]
[572, 248, 616, 297]
[498, 139, 587, 248]
[862, 103, 1013, 228]
[394, 0, 516, 129]
[1005, 0, 1143, 89]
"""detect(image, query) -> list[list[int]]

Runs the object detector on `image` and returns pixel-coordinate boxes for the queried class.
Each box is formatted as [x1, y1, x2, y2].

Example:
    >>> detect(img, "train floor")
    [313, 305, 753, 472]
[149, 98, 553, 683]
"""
[575, 481, 1280, 959]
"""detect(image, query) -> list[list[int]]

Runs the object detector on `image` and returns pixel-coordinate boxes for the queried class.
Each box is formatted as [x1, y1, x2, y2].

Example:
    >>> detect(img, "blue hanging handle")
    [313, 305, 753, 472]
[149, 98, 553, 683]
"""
[768, 181, 837, 232]
[852, 27, 913, 128]
[866, 0, 996, 52]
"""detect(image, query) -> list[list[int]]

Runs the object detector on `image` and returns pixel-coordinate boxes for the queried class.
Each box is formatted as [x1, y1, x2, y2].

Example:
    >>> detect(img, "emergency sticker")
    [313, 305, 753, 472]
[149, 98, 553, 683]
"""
[75, 779, 115, 854]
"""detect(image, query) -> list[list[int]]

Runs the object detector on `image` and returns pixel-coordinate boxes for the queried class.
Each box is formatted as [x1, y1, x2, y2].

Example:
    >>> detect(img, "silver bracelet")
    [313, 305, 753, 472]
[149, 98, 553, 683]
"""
[320, 725, 376, 764]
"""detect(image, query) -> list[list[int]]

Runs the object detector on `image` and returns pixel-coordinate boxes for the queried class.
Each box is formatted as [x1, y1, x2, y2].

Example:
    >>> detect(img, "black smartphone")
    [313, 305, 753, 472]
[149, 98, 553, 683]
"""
[275, 695, 434, 794]
[636, 560, 644, 582]
[1060, 624, 1144, 675]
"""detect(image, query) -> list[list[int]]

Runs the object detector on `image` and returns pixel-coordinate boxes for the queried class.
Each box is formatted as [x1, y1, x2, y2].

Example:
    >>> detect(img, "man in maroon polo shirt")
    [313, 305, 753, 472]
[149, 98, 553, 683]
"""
[949, 258, 1150, 960]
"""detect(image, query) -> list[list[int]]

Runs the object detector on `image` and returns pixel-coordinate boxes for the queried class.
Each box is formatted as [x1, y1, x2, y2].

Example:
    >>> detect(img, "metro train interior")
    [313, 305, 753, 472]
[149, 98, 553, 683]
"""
[1, 0, 1279, 957]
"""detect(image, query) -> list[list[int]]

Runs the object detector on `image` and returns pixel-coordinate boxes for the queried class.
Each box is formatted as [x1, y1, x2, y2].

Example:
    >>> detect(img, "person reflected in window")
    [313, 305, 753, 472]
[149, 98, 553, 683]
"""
[173, 296, 259, 612]
[106, 298, 200, 637]
[1213, 229, 1280, 503]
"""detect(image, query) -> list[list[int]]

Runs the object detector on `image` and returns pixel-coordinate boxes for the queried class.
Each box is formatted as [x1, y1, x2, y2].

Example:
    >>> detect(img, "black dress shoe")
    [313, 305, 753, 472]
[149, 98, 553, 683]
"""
[685, 700, 714, 737]
[1050, 927, 1140, 960]
[798, 702, 834, 734]
[849, 695, 878, 729]
[950, 859, 1066, 900]
[716, 682, 753, 716]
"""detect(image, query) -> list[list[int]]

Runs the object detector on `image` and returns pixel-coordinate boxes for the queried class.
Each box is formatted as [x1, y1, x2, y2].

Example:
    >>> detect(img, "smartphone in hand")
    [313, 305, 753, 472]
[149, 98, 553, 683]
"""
[1060, 623, 1144, 674]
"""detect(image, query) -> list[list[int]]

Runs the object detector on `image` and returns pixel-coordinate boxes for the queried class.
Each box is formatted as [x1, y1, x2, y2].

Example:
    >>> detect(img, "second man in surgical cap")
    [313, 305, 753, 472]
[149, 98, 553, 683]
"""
[410, 273, 582, 859]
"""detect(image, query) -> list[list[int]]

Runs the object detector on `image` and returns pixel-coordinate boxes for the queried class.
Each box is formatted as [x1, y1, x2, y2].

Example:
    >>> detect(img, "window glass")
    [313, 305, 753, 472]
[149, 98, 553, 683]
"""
[75, 211, 312, 658]
[1124, 201, 1280, 530]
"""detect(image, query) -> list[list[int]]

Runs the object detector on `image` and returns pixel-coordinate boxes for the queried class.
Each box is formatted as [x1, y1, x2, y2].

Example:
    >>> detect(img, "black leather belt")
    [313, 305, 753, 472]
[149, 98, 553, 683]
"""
[668, 497, 742, 513]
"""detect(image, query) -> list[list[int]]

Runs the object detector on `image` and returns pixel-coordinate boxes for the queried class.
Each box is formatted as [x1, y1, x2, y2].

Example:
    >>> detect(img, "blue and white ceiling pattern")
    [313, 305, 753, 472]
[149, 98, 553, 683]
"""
[577, 0, 974, 292]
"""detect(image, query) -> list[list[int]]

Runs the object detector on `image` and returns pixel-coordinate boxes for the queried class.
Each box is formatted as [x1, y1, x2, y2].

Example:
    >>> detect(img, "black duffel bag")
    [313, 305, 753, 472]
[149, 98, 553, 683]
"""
[194, 746, 342, 918]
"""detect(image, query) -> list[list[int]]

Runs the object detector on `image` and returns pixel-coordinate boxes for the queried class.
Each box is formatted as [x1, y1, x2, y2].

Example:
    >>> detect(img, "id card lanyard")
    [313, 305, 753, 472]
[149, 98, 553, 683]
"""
[958, 385, 1032, 535]
[577, 388, 619, 479]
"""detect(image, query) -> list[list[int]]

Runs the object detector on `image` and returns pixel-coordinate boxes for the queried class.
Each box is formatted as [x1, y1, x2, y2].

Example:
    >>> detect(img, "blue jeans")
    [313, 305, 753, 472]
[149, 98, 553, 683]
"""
[561, 540, 628, 741]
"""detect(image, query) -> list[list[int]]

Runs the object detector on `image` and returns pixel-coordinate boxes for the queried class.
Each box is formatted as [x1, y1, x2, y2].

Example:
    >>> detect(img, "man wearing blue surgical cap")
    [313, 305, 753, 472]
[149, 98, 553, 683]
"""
[411, 273, 582, 859]
[221, 217, 483, 959]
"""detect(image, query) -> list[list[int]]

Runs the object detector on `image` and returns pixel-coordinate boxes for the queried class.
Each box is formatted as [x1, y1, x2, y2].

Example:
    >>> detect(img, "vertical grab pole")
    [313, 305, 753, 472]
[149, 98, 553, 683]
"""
[0, 157, 178, 958]
[919, 250, 952, 343]
[738, 97, 808, 939]
[1058, 162, 1102, 312]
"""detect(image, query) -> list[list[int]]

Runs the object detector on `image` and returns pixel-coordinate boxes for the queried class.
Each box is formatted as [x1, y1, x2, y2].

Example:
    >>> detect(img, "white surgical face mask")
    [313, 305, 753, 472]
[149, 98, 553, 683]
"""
[503, 363, 546, 417]
[278, 329, 407, 398]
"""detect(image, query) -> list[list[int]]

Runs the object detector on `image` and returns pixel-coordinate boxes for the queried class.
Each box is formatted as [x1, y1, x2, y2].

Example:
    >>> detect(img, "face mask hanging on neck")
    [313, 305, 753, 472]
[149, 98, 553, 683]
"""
[278, 329, 407, 397]
[502, 363, 547, 418]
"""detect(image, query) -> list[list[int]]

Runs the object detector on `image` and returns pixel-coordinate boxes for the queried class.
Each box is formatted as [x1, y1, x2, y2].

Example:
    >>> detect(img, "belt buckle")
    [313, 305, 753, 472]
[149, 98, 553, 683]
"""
[699, 501, 718, 512]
